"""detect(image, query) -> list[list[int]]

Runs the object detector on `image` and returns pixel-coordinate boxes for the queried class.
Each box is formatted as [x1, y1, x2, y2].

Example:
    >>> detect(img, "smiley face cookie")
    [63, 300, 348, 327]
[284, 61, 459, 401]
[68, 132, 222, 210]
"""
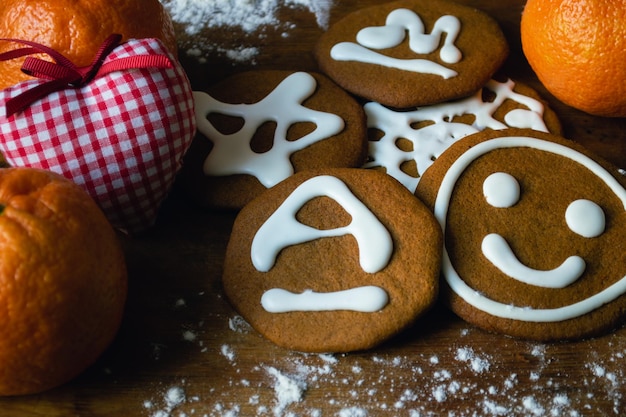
[416, 128, 626, 341]
[223, 168, 442, 352]
[364, 77, 562, 192]
[180, 70, 367, 209]
[314, 0, 509, 108]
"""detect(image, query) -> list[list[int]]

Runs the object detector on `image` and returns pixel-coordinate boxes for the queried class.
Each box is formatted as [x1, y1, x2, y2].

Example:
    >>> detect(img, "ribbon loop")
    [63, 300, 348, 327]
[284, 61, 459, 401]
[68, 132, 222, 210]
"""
[21, 56, 81, 83]
[0, 34, 173, 116]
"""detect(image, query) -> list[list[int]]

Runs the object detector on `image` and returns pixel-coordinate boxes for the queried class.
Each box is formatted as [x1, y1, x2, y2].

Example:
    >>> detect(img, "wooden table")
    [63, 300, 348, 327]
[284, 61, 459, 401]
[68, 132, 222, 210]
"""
[3, 1, 626, 416]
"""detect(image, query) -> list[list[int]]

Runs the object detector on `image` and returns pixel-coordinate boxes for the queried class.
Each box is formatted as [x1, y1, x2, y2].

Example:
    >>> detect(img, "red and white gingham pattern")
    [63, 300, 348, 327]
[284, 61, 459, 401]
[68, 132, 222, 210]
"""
[0, 38, 196, 233]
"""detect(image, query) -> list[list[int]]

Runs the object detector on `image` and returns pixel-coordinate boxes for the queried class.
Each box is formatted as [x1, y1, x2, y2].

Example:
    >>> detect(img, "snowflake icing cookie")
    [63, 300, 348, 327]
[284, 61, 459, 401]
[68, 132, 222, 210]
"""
[364, 78, 562, 192]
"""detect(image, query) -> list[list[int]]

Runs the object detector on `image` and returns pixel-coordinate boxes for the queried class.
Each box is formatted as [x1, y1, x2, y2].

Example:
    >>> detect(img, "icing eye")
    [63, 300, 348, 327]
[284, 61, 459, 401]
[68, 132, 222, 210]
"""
[565, 199, 605, 238]
[483, 172, 520, 208]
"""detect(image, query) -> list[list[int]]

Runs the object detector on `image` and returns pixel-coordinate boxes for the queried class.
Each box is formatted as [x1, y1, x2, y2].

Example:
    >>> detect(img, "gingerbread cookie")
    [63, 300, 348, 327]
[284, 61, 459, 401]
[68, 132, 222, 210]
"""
[364, 77, 562, 192]
[223, 168, 442, 352]
[314, 0, 509, 108]
[180, 70, 367, 209]
[415, 128, 626, 341]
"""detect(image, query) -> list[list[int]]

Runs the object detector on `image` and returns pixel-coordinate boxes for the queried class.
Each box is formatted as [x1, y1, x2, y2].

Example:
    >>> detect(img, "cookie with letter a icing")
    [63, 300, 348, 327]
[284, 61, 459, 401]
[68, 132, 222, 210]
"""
[314, 0, 509, 108]
[180, 70, 367, 210]
[223, 168, 442, 352]
[416, 128, 626, 341]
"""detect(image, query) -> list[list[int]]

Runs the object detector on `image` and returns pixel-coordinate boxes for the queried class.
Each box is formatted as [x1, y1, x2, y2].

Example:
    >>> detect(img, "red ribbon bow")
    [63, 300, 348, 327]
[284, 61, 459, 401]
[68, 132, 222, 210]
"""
[0, 34, 173, 116]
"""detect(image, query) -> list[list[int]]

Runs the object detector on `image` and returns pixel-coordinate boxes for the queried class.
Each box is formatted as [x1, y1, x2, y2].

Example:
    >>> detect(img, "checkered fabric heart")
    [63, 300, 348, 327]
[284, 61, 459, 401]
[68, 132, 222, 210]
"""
[0, 38, 196, 233]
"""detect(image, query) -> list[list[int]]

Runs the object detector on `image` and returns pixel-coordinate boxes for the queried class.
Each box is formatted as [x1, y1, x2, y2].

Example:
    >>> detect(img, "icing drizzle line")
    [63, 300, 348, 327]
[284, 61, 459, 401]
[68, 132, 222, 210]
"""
[331, 9, 461, 78]
[261, 287, 389, 313]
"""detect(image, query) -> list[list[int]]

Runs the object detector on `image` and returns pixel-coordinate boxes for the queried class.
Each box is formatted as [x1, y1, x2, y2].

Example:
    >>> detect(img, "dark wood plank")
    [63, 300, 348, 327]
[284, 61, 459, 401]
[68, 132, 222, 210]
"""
[1, 1, 625, 416]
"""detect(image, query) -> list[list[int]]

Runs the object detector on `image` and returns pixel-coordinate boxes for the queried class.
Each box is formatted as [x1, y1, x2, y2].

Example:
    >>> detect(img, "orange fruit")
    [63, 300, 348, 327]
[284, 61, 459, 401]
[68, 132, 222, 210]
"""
[0, 167, 127, 396]
[0, 0, 177, 90]
[521, 0, 626, 117]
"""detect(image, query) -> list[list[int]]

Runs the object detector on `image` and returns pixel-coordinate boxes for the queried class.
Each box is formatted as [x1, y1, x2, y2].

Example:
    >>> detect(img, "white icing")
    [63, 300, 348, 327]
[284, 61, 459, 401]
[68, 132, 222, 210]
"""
[261, 286, 389, 313]
[363, 78, 549, 192]
[251, 175, 393, 274]
[481, 233, 586, 288]
[330, 9, 460, 78]
[193, 72, 344, 187]
[434, 136, 626, 322]
[566, 199, 605, 238]
[331, 42, 458, 78]
[483, 172, 520, 208]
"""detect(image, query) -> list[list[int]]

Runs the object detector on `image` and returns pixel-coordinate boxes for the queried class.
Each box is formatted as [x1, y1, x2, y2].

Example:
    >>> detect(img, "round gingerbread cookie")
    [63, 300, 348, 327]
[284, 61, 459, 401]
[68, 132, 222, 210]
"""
[364, 77, 562, 192]
[314, 0, 509, 108]
[180, 70, 368, 209]
[415, 128, 626, 341]
[223, 168, 442, 352]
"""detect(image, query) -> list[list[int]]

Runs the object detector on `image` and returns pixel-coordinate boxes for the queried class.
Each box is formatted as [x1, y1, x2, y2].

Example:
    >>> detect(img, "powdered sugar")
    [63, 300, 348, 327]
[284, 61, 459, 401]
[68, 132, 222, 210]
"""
[145, 386, 189, 417]
[138, 312, 626, 417]
[159, 0, 333, 61]
[455, 346, 491, 373]
[161, 0, 332, 35]
[266, 366, 307, 416]
[136, 288, 626, 417]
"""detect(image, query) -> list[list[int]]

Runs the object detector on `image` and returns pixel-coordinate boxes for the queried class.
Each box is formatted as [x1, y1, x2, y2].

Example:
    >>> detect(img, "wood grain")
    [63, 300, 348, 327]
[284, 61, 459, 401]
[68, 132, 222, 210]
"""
[1, 1, 625, 416]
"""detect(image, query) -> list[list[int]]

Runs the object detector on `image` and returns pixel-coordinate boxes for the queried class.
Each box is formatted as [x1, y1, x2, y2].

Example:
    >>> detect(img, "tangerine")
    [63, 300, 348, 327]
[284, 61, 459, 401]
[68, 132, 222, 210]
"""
[0, 0, 177, 89]
[0, 167, 127, 396]
[521, 0, 626, 117]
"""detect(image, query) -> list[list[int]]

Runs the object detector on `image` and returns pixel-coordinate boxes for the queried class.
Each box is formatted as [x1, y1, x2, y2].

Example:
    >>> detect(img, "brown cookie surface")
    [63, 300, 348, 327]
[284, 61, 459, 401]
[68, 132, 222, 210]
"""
[223, 168, 442, 352]
[416, 128, 626, 341]
[180, 70, 368, 209]
[314, 0, 509, 108]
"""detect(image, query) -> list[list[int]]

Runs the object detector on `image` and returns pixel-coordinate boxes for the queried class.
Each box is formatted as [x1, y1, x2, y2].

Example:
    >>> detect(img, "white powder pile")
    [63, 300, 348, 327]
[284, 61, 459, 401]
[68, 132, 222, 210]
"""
[145, 386, 188, 417]
[221, 344, 237, 363]
[159, 0, 334, 61]
[266, 366, 307, 416]
[455, 346, 492, 373]
[162, 0, 332, 35]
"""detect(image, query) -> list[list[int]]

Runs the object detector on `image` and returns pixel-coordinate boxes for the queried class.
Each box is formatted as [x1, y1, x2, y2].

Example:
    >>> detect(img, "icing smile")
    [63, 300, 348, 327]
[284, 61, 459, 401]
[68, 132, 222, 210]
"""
[433, 136, 626, 322]
[481, 233, 585, 289]
[480, 171, 606, 289]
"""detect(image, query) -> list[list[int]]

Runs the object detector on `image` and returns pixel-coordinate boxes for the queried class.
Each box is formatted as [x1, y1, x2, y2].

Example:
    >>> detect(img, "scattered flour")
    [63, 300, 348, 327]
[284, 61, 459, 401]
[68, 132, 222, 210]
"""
[338, 407, 368, 417]
[168, 0, 332, 34]
[145, 386, 187, 417]
[139, 287, 626, 417]
[266, 366, 307, 416]
[159, 0, 334, 61]
[181, 329, 197, 342]
[455, 346, 491, 373]
[221, 344, 237, 363]
[228, 315, 253, 333]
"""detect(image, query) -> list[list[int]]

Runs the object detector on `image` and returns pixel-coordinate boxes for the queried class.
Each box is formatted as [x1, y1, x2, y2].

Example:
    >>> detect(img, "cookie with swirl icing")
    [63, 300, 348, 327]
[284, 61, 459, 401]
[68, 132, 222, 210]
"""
[314, 0, 509, 108]
[415, 128, 626, 341]
[223, 168, 442, 352]
[180, 70, 368, 209]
